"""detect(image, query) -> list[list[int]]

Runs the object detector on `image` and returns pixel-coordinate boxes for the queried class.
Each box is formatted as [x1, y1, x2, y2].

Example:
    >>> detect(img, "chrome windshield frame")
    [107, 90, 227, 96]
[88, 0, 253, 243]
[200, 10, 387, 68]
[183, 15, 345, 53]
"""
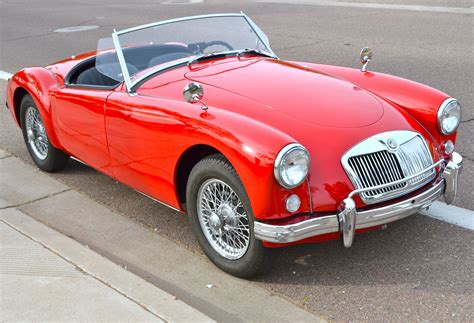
[111, 13, 278, 94]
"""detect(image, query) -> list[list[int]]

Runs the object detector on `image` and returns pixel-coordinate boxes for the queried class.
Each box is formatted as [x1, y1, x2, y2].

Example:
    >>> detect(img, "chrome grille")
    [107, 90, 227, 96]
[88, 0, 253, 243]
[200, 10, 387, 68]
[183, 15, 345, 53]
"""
[398, 136, 434, 184]
[342, 131, 436, 204]
[348, 150, 405, 198]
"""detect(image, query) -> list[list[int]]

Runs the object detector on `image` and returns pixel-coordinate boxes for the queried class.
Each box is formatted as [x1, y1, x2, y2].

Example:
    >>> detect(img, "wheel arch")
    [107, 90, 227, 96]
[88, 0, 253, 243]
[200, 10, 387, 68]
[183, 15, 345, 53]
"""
[6, 67, 62, 148]
[12, 87, 29, 126]
[174, 144, 226, 211]
[171, 119, 294, 220]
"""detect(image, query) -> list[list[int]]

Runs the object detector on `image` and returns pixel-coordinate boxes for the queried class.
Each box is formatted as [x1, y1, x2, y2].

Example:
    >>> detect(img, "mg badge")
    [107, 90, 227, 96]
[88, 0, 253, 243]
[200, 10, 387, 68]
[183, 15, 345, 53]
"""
[387, 138, 398, 150]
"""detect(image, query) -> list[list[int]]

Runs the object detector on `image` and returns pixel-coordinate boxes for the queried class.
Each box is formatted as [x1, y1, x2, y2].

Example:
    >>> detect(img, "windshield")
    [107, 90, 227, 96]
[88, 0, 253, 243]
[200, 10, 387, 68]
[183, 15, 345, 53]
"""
[96, 14, 275, 91]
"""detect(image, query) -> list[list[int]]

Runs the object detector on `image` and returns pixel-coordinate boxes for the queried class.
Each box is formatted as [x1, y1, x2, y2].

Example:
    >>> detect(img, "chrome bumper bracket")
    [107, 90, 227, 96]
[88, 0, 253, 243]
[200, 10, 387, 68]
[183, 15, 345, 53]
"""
[339, 198, 356, 248]
[443, 152, 463, 204]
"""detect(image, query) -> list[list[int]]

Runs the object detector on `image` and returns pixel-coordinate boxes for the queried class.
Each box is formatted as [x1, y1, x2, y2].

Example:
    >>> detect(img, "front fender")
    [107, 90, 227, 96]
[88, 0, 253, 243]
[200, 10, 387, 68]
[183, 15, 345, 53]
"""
[188, 110, 293, 219]
[7, 67, 62, 148]
[179, 108, 312, 221]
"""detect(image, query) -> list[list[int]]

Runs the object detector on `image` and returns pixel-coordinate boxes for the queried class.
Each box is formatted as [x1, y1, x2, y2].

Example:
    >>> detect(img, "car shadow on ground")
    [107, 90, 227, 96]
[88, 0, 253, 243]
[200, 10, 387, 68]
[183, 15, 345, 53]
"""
[255, 214, 472, 294]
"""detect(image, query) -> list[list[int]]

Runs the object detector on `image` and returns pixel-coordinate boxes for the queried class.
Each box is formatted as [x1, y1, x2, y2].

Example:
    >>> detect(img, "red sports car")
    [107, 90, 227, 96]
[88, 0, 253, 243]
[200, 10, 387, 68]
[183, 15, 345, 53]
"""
[5, 13, 463, 277]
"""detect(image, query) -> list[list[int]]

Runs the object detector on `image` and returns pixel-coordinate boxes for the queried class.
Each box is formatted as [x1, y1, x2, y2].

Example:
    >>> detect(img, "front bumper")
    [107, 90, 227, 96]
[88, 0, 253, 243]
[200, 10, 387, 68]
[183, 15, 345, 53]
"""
[254, 152, 463, 246]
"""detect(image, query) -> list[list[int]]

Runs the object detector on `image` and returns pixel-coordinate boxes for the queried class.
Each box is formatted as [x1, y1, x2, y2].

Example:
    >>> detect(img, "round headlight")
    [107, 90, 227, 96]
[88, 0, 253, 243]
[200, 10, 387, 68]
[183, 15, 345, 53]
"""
[274, 143, 310, 188]
[437, 98, 461, 135]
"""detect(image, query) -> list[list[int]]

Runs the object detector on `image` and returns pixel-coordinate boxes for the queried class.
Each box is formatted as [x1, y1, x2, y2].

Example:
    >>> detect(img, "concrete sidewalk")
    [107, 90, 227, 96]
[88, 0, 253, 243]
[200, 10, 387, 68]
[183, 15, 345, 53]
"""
[0, 150, 213, 322]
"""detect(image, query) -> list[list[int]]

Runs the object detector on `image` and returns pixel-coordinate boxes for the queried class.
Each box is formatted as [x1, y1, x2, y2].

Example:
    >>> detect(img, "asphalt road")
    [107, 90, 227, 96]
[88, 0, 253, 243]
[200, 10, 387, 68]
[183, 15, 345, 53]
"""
[1, 0, 473, 321]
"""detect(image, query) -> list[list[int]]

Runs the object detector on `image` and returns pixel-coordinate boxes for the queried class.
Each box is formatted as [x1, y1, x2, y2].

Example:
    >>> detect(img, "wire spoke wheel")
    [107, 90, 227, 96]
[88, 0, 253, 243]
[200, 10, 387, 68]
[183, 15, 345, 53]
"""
[197, 178, 250, 260]
[25, 106, 49, 160]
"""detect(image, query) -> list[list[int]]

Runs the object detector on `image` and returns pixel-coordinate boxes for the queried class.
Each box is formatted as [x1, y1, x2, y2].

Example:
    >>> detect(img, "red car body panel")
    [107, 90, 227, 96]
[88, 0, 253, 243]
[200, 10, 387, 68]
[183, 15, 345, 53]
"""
[7, 67, 63, 148]
[300, 62, 456, 145]
[104, 90, 295, 214]
[5, 51, 456, 247]
[51, 87, 114, 176]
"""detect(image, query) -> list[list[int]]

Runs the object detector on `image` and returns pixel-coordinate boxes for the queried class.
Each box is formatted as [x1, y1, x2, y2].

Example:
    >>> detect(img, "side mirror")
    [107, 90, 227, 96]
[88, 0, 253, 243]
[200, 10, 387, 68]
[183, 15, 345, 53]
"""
[359, 47, 373, 72]
[183, 82, 203, 103]
[183, 82, 208, 110]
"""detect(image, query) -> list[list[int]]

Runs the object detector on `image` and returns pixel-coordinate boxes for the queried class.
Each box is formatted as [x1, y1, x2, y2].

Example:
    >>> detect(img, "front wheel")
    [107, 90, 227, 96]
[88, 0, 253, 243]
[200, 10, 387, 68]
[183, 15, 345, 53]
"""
[20, 95, 69, 172]
[186, 154, 271, 278]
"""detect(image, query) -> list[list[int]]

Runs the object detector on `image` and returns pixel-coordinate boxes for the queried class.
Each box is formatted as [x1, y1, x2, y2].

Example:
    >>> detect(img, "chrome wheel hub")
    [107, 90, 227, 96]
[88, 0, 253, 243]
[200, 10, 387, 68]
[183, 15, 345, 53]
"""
[27, 129, 35, 141]
[197, 179, 250, 260]
[209, 212, 222, 233]
[25, 107, 49, 160]
[219, 204, 239, 228]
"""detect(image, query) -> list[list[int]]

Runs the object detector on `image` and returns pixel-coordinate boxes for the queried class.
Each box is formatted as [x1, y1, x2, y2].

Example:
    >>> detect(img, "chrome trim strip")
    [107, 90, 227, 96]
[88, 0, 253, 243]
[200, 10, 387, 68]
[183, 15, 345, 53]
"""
[129, 57, 192, 91]
[136, 190, 182, 213]
[115, 13, 246, 36]
[70, 156, 88, 166]
[241, 14, 278, 58]
[306, 178, 313, 213]
[111, 30, 133, 94]
[111, 13, 277, 93]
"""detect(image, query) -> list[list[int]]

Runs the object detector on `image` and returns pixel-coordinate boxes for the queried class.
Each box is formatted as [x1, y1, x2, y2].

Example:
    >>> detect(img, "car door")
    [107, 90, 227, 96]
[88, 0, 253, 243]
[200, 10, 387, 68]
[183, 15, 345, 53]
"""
[104, 91, 189, 208]
[52, 87, 113, 176]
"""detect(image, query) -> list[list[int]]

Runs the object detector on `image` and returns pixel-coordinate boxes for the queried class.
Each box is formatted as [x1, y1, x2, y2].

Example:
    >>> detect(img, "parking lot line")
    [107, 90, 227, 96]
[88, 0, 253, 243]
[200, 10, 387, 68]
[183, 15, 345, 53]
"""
[421, 201, 474, 230]
[256, 0, 474, 14]
[0, 70, 13, 81]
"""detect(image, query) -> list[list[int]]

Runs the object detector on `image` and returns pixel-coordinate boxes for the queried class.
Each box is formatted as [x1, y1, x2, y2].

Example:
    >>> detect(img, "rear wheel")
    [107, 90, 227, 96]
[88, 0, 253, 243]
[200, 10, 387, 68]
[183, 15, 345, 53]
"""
[20, 95, 69, 172]
[186, 154, 271, 278]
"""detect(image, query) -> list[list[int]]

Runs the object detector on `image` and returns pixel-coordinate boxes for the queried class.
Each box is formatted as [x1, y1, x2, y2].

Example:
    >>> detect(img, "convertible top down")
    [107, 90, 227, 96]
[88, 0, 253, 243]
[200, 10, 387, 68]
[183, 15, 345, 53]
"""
[6, 13, 462, 277]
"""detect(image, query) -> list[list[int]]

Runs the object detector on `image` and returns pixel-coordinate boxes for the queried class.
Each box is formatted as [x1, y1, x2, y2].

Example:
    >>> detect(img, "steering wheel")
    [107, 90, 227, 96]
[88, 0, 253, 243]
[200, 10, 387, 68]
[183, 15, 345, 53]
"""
[201, 40, 234, 52]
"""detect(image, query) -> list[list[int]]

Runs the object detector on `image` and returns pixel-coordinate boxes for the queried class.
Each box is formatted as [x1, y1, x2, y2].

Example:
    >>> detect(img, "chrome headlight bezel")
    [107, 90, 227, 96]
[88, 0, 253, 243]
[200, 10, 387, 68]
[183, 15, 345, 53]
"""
[274, 143, 310, 189]
[437, 98, 461, 135]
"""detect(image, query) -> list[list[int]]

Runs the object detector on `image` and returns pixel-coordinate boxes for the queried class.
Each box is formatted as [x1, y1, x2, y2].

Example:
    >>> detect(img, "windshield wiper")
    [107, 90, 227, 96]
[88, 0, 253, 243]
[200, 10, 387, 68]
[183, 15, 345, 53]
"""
[187, 51, 232, 67]
[236, 48, 276, 59]
[188, 49, 277, 67]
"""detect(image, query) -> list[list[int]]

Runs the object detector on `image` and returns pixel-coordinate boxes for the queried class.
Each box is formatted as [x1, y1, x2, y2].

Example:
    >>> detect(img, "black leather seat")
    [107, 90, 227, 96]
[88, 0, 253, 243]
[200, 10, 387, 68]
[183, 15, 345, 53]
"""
[76, 63, 139, 87]
[77, 67, 118, 86]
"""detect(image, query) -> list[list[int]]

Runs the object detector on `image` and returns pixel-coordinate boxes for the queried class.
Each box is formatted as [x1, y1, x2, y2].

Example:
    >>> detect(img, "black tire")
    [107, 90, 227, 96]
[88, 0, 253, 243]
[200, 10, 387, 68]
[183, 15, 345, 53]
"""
[20, 95, 69, 172]
[186, 154, 271, 278]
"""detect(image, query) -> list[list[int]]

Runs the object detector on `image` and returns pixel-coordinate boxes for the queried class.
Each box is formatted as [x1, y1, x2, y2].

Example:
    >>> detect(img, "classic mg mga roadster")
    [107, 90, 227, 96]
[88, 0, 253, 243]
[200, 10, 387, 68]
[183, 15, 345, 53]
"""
[6, 13, 463, 277]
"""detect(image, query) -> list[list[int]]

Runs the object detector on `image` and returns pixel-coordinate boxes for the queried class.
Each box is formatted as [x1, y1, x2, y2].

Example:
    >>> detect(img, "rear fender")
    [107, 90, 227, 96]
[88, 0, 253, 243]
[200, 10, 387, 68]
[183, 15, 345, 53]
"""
[7, 67, 62, 148]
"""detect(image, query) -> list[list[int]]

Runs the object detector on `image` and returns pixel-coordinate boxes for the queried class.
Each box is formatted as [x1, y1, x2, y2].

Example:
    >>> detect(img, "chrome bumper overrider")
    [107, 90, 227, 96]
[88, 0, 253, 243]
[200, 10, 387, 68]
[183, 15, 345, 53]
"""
[254, 152, 463, 247]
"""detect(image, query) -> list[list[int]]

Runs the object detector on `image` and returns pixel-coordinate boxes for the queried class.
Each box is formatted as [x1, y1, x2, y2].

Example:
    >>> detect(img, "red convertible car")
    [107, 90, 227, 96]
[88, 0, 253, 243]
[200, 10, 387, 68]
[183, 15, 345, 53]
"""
[6, 13, 463, 277]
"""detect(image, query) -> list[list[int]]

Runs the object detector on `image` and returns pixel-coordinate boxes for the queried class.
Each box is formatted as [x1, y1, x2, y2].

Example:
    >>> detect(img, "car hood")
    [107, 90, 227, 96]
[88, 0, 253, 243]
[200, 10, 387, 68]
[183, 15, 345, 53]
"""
[185, 58, 385, 128]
